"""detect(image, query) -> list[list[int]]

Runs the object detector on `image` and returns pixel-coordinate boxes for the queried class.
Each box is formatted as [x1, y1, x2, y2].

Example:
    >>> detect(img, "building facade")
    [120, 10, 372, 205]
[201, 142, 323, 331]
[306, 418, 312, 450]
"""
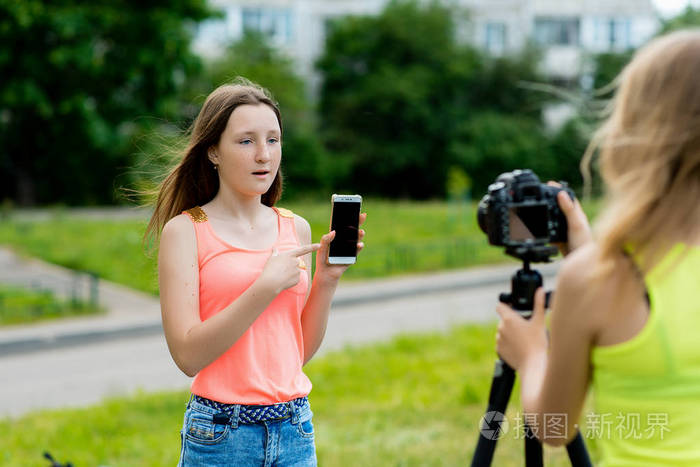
[193, 0, 659, 83]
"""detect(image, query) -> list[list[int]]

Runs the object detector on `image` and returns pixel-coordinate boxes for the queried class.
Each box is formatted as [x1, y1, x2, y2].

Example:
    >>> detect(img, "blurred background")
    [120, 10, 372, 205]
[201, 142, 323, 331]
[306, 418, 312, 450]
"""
[1, 1, 699, 465]
[1, 0, 698, 208]
[3, 0, 699, 286]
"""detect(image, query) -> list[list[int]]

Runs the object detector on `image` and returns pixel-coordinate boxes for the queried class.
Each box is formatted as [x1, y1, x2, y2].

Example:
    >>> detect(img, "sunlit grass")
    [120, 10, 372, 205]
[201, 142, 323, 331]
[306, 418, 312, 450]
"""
[0, 323, 598, 466]
[0, 199, 602, 296]
[0, 284, 103, 325]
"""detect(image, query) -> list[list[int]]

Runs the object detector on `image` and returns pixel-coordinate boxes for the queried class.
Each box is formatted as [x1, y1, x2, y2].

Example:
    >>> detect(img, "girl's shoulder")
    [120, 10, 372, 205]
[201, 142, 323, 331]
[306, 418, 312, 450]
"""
[275, 206, 311, 243]
[557, 243, 599, 291]
[559, 242, 641, 294]
[182, 206, 208, 223]
[161, 212, 198, 246]
[274, 206, 295, 219]
[556, 242, 647, 343]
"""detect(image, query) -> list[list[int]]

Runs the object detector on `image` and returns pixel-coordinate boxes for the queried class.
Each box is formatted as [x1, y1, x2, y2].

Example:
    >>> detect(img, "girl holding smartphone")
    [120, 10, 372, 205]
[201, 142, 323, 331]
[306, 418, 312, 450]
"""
[146, 79, 366, 466]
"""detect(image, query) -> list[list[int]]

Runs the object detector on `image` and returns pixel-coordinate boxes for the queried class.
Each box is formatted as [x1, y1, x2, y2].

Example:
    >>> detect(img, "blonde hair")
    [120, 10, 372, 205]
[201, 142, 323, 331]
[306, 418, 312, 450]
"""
[144, 79, 283, 248]
[581, 29, 700, 276]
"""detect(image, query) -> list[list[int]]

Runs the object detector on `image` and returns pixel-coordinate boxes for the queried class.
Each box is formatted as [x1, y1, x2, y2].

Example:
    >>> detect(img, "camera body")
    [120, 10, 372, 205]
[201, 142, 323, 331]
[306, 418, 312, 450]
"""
[477, 169, 574, 248]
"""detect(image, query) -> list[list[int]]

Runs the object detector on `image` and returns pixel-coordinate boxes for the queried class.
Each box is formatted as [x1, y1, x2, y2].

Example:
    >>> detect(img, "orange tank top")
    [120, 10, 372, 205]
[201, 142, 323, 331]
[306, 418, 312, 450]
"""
[183, 205, 312, 405]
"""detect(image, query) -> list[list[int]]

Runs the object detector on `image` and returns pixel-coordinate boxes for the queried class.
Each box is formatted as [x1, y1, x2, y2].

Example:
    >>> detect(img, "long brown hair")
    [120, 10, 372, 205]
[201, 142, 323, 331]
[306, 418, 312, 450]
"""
[145, 79, 284, 246]
[581, 29, 700, 276]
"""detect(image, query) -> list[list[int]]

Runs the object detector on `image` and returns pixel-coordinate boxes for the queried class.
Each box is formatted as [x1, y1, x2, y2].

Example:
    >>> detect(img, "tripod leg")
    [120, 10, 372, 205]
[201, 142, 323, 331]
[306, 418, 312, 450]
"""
[475, 264, 592, 466]
[566, 432, 592, 467]
[470, 359, 516, 467]
[524, 425, 544, 467]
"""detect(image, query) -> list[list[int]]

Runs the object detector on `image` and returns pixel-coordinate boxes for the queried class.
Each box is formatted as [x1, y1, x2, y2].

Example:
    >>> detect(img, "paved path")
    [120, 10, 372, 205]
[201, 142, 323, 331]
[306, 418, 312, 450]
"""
[0, 247, 560, 418]
[0, 247, 161, 354]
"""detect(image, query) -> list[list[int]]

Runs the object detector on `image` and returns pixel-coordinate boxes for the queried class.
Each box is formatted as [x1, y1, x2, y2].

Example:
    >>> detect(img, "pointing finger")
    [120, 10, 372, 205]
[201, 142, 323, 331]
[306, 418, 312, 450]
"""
[288, 243, 321, 257]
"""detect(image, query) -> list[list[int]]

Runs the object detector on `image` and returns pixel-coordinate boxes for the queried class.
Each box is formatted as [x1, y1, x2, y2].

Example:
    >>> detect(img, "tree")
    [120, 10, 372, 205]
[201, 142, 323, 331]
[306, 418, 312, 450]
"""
[0, 0, 213, 205]
[591, 7, 700, 93]
[317, 0, 549, 199]
[318, 0, 470, 198]
[450, 112, 554, 195]
[659, 6, 700, 34]
[591, 50, 634, 91]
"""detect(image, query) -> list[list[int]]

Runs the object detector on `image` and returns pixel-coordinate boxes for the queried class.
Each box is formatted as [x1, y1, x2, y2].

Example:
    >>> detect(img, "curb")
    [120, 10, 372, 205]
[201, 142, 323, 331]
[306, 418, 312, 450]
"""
[0, 322, 164, 355]
[331, 265, 558, 307]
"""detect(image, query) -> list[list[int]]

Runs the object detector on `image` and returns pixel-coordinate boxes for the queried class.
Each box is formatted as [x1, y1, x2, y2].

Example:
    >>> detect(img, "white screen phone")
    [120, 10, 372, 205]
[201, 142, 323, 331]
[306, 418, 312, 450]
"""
[328, 194, 362, 265]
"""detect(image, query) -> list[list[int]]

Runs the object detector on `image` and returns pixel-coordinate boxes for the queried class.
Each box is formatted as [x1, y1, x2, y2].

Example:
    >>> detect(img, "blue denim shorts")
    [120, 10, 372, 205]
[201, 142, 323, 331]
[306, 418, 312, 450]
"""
[178, 395, 317, 466]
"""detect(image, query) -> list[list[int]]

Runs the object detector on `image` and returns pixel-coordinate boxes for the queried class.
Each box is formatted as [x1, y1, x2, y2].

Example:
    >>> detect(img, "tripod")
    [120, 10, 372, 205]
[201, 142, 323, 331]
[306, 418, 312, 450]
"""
[470, 247, 592, 466]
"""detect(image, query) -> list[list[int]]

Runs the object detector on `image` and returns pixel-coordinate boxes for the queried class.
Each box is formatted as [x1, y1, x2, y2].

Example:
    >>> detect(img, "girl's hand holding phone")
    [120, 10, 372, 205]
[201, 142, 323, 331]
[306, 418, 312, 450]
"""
[315, 212, 367, 284]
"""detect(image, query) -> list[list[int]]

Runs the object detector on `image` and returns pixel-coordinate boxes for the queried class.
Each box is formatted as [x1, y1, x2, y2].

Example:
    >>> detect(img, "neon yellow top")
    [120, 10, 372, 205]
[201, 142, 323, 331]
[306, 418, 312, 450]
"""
[591, 244, 700, 466]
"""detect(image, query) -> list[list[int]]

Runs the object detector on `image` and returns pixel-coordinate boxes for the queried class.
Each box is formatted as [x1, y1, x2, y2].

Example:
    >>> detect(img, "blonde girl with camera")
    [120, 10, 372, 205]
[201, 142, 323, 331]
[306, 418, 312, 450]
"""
[495, 29, 700, 465]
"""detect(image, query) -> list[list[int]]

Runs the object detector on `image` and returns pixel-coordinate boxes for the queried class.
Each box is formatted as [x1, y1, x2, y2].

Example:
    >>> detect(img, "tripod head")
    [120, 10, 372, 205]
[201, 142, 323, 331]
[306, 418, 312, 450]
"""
[504, 244, 558, 264]
[500, 244, 557, 313]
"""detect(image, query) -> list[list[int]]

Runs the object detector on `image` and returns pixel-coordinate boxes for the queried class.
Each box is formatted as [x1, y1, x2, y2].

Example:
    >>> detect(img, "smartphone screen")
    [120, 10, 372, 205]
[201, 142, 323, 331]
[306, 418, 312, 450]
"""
[508, 205, 549, 242]
[329, 195, 362, 264]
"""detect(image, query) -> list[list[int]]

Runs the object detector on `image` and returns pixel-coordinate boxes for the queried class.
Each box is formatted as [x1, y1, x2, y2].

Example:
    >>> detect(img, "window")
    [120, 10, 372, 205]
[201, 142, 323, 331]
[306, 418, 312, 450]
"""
[485, 22, 507, 55]
[593, 17, 632, 51]
[534, 17, 580, 46]
[593, 17, 607, 48]
[197, 19, 229, 45]
[609, 18, 632, 50]
[242, 7, 293, 44]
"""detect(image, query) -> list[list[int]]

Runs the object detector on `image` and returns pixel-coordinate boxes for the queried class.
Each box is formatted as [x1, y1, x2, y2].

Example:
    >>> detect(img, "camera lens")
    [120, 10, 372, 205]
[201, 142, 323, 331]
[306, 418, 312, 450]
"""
[477, 195, 490, 235]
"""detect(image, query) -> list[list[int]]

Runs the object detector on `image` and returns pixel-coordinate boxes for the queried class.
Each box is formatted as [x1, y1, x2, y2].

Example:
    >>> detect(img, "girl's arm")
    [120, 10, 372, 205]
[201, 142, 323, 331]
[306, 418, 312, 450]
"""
[159, 214, 318, 377]
[495, 188, 596, 445]
[496, 248, 598, 445]
[295, 213, 367, 364]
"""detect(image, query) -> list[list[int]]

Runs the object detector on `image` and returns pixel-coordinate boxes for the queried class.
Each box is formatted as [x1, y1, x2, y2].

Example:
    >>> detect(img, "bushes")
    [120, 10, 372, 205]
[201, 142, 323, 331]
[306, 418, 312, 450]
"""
[0, 0, 213, 206]
[316, 0, 583, 199]
[0, 284, 102, 325]
[450, 113, 550, 195]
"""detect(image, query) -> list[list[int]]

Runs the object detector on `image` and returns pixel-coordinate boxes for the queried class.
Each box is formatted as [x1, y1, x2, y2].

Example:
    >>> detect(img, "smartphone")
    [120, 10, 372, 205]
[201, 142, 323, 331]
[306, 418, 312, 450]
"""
[328, 194, 362, 265]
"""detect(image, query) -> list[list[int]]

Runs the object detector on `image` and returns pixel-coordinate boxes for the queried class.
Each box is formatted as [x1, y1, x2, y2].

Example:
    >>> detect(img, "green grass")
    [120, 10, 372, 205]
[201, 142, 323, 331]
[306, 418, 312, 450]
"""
[0, 323, 599, 466]
[0, 199, 602, 297]
[0, 284, 103, 325]
[0, 215, 158, 295]
[0, 200, 509, 296]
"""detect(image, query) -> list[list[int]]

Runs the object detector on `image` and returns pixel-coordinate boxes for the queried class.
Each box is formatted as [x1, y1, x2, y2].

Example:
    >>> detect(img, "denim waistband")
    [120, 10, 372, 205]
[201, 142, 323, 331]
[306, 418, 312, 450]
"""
[191, 395, 309, 425]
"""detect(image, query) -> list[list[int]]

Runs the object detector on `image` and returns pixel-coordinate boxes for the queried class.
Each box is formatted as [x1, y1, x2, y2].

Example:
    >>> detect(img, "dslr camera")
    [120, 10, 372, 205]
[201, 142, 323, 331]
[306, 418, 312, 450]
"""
[477, 169, 574, 251]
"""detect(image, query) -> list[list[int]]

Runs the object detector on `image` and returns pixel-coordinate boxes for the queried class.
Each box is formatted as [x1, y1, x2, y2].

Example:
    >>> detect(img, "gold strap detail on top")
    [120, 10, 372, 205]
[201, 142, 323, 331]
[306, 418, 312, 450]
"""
[275, 207, 295, 218]
[185, 206, 208, 223]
